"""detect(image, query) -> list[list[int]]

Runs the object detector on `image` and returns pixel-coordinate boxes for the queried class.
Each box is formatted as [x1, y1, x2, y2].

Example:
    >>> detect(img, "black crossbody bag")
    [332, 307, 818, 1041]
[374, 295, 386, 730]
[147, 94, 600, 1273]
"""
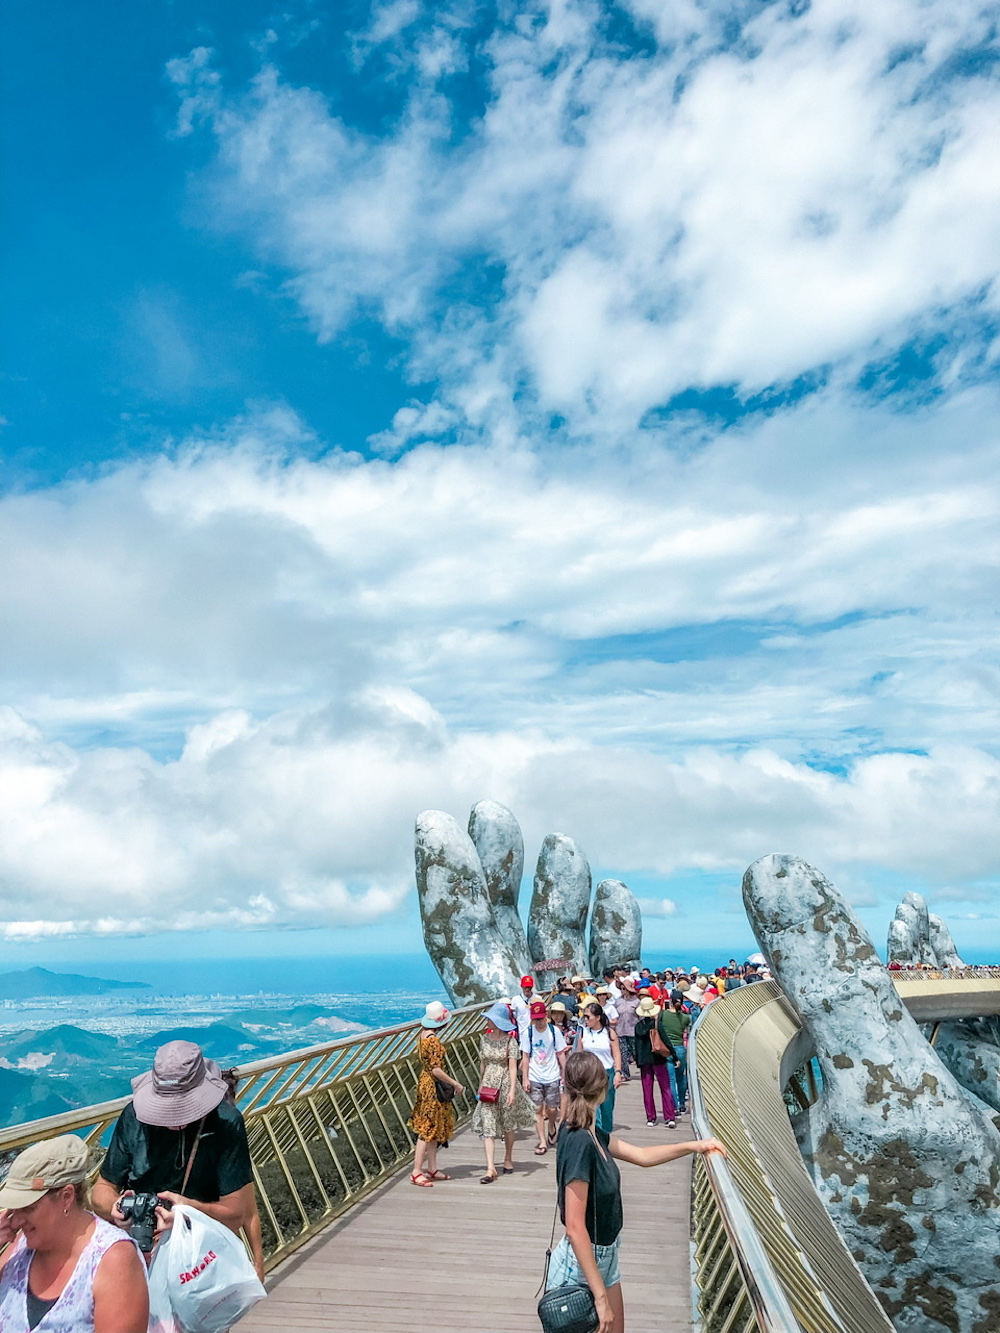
[536, 1198, 598, 1333]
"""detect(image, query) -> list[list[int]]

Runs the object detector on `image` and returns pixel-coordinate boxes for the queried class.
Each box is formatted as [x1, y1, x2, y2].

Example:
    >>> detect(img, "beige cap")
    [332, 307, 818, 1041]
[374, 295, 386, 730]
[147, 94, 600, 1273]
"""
[0, 1134, 89, 1209]
[637, 996, 661, 1018]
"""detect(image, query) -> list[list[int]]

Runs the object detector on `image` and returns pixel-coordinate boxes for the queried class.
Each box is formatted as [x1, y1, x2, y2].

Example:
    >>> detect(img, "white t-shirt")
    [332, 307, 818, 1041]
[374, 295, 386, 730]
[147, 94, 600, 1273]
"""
[578, 1025, 615, 1070]
[511, 994, 535, 1043]
[601, 1001, 619, 1024]
[608, 982, 623, 1000]
[521, 1023, 567, 1084]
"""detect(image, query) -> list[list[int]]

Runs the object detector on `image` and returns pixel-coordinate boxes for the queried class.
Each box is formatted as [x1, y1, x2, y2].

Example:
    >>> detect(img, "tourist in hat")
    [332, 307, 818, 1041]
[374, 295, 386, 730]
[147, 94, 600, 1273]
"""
[546, 1051, 725, 1333]
[520, 999, 567, 1154]
[633, 995, 678, 1126]
[614, 976, 640, 1082]
[92, 1040, 256, 1252]
[408, 1001, 464, 1187]
[471, 1001, 534, 1183]
[552, 977, 580, 1012]
[0, 1134, 149, 1332]
[548, 1001, 575, 1118]
[659, 994, 692, 1116]
[594, 984, 620, 1028]
[510, 974, 538, 1047]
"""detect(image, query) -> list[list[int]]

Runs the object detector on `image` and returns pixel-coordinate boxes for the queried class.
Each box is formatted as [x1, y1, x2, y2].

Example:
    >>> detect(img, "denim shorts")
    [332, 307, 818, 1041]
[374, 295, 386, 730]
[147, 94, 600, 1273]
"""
[545, 1235, 621, 1290]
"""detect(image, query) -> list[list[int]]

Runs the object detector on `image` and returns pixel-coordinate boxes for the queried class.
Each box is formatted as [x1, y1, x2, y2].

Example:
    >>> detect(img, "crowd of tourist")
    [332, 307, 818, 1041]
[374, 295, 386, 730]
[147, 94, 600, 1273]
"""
[406, 959, 739, 1333]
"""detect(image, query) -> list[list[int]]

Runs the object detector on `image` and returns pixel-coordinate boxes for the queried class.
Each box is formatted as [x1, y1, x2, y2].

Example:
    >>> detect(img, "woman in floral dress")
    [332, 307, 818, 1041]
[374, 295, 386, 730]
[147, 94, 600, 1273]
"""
[408, 1001, 464, 1187]
[471, 1000, 535, 1183]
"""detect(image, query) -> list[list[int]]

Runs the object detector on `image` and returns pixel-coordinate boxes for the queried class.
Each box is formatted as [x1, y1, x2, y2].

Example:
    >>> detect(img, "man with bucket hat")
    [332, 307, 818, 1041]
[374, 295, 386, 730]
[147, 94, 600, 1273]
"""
[92, 1040, 256, 1252]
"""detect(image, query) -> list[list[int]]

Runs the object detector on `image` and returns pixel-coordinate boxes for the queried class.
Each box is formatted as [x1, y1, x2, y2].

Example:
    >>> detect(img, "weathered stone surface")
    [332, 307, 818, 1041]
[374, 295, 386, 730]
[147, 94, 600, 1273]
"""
[929, 914, 966, 969]
[744, 854, 1000, 1333]
[528, 834, 591, 989]
[935, 1020, 1000, 1114]
[588, 879, 642, 978]
[414, 810, 523, 1006]
[887, 892, 935, 966]
[467, 800, 530, 973]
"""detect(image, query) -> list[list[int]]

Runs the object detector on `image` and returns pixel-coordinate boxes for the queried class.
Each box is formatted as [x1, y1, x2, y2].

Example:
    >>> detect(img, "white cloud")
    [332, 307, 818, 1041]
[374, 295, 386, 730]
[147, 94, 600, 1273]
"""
[637, 898, 678, 918]
[171, 0, 1000, 437]
[1, 684, 998, 938]
[0, 393, 998, 937]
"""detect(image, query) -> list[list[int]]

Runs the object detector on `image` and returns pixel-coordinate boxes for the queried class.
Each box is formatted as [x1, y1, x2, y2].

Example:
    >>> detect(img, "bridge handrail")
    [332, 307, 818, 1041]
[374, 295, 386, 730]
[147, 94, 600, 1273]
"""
[0, 1000, 492, 1272]
[688, 970, 1000, 1333]
[687, 1025, 804, 1333]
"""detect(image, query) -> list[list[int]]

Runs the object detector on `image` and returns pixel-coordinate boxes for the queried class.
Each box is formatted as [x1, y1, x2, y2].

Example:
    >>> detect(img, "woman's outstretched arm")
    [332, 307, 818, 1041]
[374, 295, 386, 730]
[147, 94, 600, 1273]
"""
[609, 1136, 727, 1168]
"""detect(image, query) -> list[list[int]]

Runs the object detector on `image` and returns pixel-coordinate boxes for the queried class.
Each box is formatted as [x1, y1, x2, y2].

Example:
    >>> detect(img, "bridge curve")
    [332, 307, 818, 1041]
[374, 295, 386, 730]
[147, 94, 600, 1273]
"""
[0, 969, 998, 1331]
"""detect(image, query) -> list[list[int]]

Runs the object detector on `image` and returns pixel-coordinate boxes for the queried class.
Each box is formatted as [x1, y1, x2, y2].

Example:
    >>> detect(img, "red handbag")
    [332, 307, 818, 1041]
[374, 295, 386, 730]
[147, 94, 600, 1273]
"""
[478, 1086, 500, 1104]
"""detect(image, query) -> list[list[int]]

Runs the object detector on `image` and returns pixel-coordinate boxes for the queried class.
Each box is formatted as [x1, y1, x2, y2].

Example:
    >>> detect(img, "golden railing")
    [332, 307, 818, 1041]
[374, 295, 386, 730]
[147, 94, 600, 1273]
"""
[0, 1001, 489, 1272]
[687, 970, 1000, 1333]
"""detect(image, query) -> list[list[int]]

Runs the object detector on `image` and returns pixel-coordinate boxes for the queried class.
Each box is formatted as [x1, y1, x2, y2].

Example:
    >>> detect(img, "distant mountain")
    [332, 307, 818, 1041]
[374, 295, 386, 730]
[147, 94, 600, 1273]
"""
[1, 1025, 119, 1068]
[0, 967, 150, 999]
[136, 1023, 280, 1063]
[226, 1004, 365, 1033]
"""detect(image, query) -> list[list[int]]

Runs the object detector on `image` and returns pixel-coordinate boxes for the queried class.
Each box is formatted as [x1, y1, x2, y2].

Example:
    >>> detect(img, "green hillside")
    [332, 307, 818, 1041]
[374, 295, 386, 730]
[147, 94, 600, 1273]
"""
[0, 1068, 76, 1123]
[3, 1024, 120, 1066]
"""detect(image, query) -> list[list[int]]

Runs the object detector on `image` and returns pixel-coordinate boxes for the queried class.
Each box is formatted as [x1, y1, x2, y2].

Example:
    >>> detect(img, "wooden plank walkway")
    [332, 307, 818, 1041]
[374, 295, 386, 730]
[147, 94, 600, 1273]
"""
[239, 1077, 696, 1333]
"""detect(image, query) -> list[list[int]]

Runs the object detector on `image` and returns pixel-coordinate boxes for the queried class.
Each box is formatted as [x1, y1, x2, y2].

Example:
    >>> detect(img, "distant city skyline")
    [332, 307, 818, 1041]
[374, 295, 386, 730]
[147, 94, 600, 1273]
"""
[2, 1, 999, 953]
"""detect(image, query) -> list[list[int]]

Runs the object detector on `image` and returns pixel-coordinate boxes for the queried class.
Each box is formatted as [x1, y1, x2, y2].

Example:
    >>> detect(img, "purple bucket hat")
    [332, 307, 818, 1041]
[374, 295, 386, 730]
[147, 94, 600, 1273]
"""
[131, 1040, 228, 1128]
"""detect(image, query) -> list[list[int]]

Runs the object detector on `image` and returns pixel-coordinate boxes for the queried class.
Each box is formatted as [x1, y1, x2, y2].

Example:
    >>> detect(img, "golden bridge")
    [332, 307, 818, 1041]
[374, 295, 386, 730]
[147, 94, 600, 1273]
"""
[1, 969, 998, 1332]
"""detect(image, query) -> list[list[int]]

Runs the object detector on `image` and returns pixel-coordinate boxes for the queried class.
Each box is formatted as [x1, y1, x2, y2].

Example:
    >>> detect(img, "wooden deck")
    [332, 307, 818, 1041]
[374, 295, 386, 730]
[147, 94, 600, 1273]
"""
[238, 1077, 696, 1333]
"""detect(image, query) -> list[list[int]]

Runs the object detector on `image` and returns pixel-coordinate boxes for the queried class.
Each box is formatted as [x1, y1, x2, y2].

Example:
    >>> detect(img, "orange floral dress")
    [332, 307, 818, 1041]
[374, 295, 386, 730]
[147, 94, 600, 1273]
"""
[408, 1031, 456, 1145]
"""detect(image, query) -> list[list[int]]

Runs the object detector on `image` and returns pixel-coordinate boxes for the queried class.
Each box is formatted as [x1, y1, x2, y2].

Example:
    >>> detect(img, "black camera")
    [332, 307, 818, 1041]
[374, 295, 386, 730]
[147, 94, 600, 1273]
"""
[118, 1191, 170, 1251]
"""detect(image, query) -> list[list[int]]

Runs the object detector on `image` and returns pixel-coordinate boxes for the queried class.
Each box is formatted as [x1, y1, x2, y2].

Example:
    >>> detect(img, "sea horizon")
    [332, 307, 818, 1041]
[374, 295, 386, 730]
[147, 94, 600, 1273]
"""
[4, 942, 998, 1004]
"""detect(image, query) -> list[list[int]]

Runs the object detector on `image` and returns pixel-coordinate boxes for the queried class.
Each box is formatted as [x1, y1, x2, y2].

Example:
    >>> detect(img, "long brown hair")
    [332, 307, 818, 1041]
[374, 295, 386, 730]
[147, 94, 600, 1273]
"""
[562, 1051, 608, 1131]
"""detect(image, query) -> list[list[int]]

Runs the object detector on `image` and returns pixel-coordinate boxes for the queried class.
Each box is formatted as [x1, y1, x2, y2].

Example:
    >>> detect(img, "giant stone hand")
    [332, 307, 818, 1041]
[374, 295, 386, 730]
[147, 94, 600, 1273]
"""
[527, 834, 592, 990]
[743, 854, 1000, 1333]
[934, 1020, 1000, 1116]
[928, 913, 966, 969]
[887, 891, 936, 966]
[589, 879, 641, 978]
[414, 810, 524, 1006]
[467, 800, 531, 973]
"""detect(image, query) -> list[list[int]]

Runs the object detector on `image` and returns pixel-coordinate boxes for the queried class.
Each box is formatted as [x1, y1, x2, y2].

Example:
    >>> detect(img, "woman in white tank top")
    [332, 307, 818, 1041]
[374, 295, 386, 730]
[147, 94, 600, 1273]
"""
[0, 1134, 148, 1333]
[574, 1002, 623, 1135]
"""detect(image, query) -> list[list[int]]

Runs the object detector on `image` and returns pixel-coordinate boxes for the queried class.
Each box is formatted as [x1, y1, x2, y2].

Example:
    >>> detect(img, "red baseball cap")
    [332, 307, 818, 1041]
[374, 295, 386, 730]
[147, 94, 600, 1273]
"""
[530, 1000, 548, 1019]
[520, 975, 534, 987]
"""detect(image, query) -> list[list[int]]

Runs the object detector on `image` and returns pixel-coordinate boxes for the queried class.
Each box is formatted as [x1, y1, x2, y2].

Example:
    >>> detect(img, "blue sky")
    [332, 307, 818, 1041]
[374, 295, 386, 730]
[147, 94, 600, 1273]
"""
[1, 0, 1000, 967]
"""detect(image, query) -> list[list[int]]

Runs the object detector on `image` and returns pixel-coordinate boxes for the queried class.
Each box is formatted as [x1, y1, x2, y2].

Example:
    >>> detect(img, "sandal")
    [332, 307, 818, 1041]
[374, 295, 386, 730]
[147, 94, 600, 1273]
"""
[534, 1145, 547, 1155]
[410, 1172, 433, 1187]
[425, 1170, 452, 1180]
[501, 1165, 514, 1174]
[480, 1171, 498, 1184]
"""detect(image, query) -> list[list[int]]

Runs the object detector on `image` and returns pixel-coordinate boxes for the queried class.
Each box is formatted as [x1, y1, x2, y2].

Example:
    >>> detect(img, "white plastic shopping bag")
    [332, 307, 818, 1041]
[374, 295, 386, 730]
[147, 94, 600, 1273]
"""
[147, 1204, 266, 1333]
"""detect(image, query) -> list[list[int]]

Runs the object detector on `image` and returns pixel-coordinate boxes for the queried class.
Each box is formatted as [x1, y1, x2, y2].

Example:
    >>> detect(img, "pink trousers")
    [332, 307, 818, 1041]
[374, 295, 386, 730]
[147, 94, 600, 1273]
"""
[640, 1063, 676, 1122]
